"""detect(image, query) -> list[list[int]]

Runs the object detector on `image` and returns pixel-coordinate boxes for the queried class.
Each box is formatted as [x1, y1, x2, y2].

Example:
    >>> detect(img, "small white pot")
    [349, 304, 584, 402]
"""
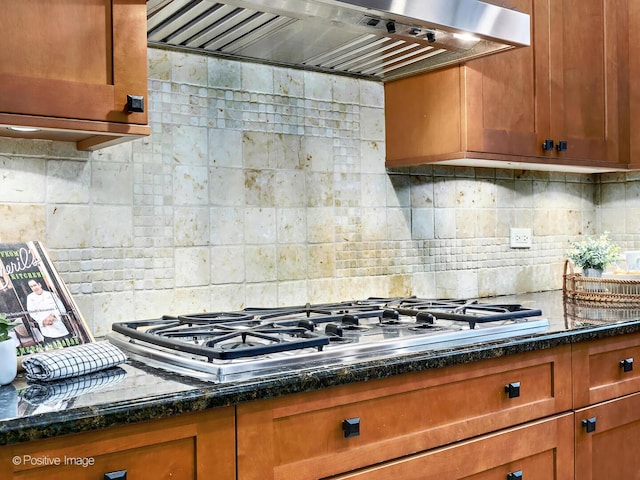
[0, 339, 17, 385]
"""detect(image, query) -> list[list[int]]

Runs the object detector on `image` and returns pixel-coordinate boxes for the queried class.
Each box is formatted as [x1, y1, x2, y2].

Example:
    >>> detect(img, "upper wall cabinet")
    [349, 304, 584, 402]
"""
[0, 0, 150, 151]
[628, 1, 640, 169]
[385, 0, 628, 172]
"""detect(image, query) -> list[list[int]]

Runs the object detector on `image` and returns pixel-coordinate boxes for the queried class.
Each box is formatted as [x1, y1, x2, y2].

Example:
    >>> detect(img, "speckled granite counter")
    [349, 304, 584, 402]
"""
[3, 289, 640, 446]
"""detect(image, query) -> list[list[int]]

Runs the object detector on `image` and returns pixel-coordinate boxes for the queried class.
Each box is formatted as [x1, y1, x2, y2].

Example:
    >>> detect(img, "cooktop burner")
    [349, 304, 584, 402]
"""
[108, 297, 549, 383]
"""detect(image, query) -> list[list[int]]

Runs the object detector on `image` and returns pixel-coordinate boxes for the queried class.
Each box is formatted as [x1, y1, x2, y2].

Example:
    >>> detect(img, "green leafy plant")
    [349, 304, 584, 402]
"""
[0, 313, 20, 342]
[567, 232, 620, 271]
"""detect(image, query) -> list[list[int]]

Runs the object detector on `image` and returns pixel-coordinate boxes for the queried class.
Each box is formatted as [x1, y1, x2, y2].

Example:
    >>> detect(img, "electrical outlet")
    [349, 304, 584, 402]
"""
[510, 228, 532, 248]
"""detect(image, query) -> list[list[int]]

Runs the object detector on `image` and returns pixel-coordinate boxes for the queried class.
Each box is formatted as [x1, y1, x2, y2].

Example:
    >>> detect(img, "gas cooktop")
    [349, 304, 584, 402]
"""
[107, 297, 549, 383]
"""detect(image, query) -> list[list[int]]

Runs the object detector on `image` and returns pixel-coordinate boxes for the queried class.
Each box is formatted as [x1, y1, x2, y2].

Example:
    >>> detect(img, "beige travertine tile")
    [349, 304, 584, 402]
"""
[48, 205, 91, 248]
[0, 204, 46, 243]
[277, 244, 308, 281]
[211, 245, 244, 284]
[174, 246, 210, 287]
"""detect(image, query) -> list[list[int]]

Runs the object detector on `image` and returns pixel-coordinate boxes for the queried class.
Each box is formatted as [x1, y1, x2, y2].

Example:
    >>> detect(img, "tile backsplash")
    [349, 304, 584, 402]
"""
[0, 48, 634, 335]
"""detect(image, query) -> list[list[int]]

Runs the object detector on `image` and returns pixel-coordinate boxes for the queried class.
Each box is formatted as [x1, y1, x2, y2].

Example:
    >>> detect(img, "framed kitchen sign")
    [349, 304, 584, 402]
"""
[0, 242, 93, 357]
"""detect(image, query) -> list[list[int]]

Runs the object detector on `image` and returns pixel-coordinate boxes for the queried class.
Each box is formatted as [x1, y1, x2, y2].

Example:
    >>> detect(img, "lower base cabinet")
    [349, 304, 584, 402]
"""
[328, 414, 574, 480]
[8, 333, 640, 479]
[575, 391, 640, 480]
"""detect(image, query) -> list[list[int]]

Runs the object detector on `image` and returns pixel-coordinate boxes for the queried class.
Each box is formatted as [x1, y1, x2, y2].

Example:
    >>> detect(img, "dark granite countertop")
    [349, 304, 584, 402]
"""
[2, 289, 640, 446]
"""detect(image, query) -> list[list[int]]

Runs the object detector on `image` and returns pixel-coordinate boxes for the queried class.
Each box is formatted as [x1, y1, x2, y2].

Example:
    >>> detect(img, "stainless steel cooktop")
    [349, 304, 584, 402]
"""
[108, 297, 549, 383]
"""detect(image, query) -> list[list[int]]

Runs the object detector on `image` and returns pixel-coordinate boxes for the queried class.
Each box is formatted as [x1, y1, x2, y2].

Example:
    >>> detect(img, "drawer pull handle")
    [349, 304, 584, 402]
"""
[505, 382, 521, 399]
[507, 470, 523, 480]
[542, 139, 554, 151]
[620, 358, 634, 373]
[342, 417, 360, 438]
[556, 140, 568, 152]
[582, 417, 597, 433]
[104, 471, 127, 480]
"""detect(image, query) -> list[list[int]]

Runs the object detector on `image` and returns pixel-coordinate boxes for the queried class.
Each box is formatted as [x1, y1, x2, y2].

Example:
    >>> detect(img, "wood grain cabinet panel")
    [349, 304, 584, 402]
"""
[0, 407, 235, 480]
[572, 331, 640, 409]
[574, 392, 640, 480]
[237, 346, 572, 480]
[0, 0, 150, 150]
[627, 0, 640, 168]
[328, 413, 574, 480]
[385, 0, 627, 170]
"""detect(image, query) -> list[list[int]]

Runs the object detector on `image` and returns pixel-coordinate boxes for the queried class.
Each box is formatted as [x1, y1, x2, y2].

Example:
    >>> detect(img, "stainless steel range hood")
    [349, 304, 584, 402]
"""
[147, 0, 530, 82]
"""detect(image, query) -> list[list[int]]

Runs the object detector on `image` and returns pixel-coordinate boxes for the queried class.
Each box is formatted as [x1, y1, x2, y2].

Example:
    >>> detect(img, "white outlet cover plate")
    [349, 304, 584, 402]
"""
[510, 228, 532, 248]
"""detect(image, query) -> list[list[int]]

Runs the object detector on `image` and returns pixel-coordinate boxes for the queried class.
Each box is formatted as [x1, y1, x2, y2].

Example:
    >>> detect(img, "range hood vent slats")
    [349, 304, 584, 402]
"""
[333, 43, 427, 73]
[146, 0, 530, 82]
[371, 49, 449, 76]
[148, 0, 214, 42]
[304, 36, 393, 69]
[165, 4, 239, 45]
[185, 7, 257, 48]
[219, 16, 297, 54]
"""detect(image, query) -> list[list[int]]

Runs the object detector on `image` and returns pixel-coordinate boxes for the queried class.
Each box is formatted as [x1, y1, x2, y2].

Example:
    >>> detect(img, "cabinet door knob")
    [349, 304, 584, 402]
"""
[620, 358, 634, 373]
[542, 139, 554, 151]
[582, 417, 597, 433]
[125, 95, 145, 113]
[342, 417, 360, 438]
[507, 470, 523, 479]
[505, 382, 521, 399]
[104, 470, 127, 480]
[556, 140, 567, 152]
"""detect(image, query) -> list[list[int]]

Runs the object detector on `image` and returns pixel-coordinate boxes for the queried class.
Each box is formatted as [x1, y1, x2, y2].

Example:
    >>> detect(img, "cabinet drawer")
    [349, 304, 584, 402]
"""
[2, 407, 235, 480]
[572, 331, 640, 408]
[327, 413, 574, 480]
[13, 437, 194, 480]
[237, 346, 572, 480]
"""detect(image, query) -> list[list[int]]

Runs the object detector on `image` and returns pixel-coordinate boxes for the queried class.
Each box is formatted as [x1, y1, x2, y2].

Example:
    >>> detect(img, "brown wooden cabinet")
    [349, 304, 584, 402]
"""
[385, 0, 627, 171]
[8, 331, 640, 479]
[627, 0, 640, 168]
[0, 0, 150, 151]
[572, 332, 640, 479]
[236, 346, 572, 480]
[0, 407, 235, 480]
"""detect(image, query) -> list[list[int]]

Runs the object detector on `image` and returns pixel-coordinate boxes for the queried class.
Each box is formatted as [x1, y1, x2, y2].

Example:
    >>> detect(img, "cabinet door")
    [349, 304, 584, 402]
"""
[0, 0, 148, 127]
[464, 0, 540, 158]
[546, 0, 622, 164]
[628, 0, 640, 167]
[327, 414, 574, 480]
[575, 392, 640, 480]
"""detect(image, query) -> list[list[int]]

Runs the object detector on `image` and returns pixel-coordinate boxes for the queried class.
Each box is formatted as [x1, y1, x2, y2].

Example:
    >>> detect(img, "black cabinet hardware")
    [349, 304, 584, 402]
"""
[542, 139, 554, 151]
[343, 417, 360, 438]
[507, 470, 523, 479]
[556, 140, 568, 152]
[620, 358, 634, 373]
[125, 95, 144, 113]
[505, 382, 521, 399]
[582, 417, 597, 433]
[104, 470, 127, 480]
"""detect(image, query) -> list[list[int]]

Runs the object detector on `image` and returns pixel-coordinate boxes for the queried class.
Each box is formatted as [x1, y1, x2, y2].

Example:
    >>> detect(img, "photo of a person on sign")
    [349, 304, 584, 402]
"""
[26, 279, 70, 343]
